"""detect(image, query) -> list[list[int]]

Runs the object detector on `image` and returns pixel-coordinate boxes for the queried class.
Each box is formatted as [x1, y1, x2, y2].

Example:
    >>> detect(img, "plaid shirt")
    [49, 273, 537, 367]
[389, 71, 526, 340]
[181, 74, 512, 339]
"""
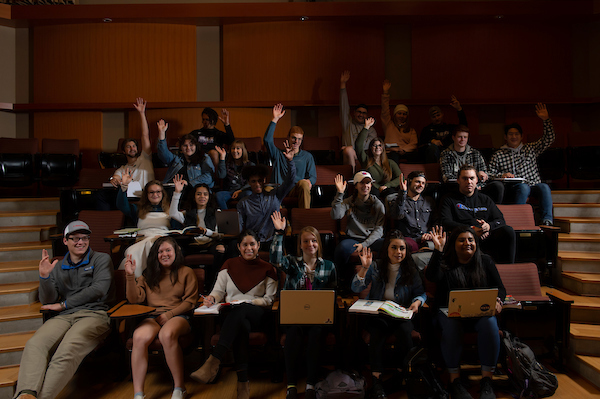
[489, 119, 555, 185]
[269, 233, 337, 291]
[440, 144, 489, 188]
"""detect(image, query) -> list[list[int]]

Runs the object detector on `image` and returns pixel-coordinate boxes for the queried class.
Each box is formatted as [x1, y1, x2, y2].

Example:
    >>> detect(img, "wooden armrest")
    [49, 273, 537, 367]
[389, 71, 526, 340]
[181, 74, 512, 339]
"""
[272, 300, 279, 311]
[110, 304, 155, 319]
[542, 286, 574, 304]
[107, 300, 127, 315]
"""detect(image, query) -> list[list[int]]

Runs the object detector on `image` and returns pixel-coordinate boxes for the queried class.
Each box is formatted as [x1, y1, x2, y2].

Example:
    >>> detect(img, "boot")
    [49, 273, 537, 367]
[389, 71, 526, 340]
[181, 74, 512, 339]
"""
[190, 355, 220, 384]
[237, 381, 250, 399]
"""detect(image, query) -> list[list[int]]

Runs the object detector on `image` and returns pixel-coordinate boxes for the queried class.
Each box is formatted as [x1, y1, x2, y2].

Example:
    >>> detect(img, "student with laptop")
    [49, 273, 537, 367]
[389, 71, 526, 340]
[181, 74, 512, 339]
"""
[425, 226, 506, 399]
[270, 211, 337, 399]
[351, 230, 426, 399]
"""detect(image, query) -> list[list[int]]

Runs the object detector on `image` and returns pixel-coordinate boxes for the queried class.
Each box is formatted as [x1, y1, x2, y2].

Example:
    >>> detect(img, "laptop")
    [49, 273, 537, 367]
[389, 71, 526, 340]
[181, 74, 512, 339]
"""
[216, 211, 241, 236]
[441, 288, 498, 318]
[279, 290, 336, 325]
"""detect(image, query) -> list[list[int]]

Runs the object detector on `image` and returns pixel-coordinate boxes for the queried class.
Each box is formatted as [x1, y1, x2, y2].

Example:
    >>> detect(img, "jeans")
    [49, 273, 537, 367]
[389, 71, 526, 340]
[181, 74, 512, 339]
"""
[513, 183, 553, 222]
[435, 311, 500, 374]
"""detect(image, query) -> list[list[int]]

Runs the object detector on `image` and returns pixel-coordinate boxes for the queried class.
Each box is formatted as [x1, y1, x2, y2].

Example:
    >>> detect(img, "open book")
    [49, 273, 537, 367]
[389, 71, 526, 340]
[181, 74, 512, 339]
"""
[167, 226, 204, 235]
[349, 299, 413, 319]
[113, 227, 140, 237]
[194, 299, 252, 315]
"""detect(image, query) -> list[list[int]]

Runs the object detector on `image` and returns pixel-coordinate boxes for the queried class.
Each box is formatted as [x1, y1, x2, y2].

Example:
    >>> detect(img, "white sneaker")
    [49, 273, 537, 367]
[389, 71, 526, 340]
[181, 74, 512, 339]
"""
[171, 389, 187, 399]
[133, 394, 145, 399]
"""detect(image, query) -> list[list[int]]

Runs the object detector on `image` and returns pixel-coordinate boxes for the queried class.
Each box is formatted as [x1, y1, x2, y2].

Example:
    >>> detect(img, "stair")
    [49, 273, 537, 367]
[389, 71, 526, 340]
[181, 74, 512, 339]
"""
[553, 190, 600, 390]
[0, 199, 59, 399]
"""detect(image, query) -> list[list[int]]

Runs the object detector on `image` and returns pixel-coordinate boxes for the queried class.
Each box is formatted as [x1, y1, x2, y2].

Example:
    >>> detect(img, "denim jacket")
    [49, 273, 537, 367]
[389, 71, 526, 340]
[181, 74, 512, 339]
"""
[157, 139, 215, 188]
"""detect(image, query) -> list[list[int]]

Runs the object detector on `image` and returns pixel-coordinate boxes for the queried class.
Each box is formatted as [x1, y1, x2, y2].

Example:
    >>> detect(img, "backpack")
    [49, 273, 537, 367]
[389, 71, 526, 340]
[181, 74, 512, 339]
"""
[405, 347, 449, 399]
[501, 330, 558, 398]
[315, 369, 365, 399]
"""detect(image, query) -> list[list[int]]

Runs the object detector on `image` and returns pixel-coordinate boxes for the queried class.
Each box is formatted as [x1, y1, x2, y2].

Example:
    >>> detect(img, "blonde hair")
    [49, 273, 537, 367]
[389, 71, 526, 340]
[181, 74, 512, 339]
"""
[297, 226, 322, 259]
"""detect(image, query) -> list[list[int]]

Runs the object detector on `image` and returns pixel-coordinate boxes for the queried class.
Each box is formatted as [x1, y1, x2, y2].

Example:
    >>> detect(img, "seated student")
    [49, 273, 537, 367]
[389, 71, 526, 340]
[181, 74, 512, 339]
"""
[14, 221, 114, 399]
[340, 70, 377, 173]
[236, 145, 296, 249]
[264, 103, 316, 209]
[440, 125, 504, 204]
[426, 225, 505, 399]
[157, 119, 215, 188]
[381, 79, 418, 164]
[351, 231, 426, 399]
[117, 177, 172, 277]
[270, 211, 337, 399]
[169, 175, 225, 290]
[389, 170, 435, 253]
[488, 103, 555, 226]
[420, 96, 468, 163]
[97, 97, 154, 210]
[439, 165, 516, 264]
[214, 139, 255, 210]
[125, 236, 198, 399]
[190, 230, 278, 399]
[356, 117, 402, 198]
[190, 107, 235, 168]
[331, 171, 385, 291]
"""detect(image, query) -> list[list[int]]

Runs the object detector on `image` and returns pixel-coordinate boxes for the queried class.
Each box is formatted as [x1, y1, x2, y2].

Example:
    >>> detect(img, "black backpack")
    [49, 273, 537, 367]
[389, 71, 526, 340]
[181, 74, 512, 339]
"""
[405, 347, 449, 399]
[501, 330, 558, 398]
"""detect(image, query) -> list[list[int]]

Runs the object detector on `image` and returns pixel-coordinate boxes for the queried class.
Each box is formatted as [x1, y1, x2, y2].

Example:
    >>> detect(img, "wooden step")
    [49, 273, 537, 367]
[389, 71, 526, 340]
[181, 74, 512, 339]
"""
[551, 190, 600, 204]
[0, 282, 38, 296]
[0, 225, 55, 244]
[0, 303, 43, 335]
[0, 211, 58, 228]
[570, 355, 600, 390]
[570, 324, 600, 357]
[558, 233, 600, 252]
[0, 242, 52, 263]
[0, 261, 39, 285]
[554, 204, 600, 218]
[568, 292, 600, 324]
[0, 197, 59, 213]
[0, 282, 38, 308]
[0, 365, 19, 389]
[554, 217, 600, 234]
[562, 272, 600, 296]
[558, 251, 600, 273]
[0, 331, 35, 369]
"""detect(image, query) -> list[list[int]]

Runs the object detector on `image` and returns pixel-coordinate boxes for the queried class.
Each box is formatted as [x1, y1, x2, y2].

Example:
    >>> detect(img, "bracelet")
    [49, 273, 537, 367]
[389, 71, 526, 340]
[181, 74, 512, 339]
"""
[275, 229, 285, 235]
[60, 301, 66, 310]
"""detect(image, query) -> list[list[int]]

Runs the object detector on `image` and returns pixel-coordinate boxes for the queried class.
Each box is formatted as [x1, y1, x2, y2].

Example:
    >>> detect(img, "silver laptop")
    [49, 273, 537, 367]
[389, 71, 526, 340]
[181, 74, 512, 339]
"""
[279, 290, 335, 325]
[216, 211, 241, 235]
[441, 288, 498, 318]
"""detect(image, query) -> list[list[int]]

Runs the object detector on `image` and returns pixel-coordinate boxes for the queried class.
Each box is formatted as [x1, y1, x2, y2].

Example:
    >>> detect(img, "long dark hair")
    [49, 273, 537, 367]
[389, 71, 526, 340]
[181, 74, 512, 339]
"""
[366, 137, 392, 183]
[178, 134, 205, 165]
[442, 226, 488, 288]
[377, 230, 416, 286]
[137, 180, 170, 219]
[143, 236, 185, 291]
[185, 183, 217, 220]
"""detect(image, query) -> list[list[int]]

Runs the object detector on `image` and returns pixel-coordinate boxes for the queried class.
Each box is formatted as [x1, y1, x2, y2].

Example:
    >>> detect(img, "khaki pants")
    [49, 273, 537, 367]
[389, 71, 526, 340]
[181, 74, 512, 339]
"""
[288, 180, 312, 209]
[15, 309, 110, 399]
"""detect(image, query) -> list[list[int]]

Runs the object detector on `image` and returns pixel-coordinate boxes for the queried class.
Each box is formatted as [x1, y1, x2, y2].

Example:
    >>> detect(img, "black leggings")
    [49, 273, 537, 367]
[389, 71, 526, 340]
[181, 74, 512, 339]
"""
[284, 325, 326, 385]
[212, 304, 267, 379]
[364, 315, 414, 373]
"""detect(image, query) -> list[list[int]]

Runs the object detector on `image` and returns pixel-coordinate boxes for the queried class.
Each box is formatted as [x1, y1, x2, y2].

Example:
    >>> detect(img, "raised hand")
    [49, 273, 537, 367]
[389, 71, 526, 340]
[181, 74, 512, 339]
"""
[121, 167, 133, 186]
[358, 246, 372, 269]
[400, 172, 407, 192]
[39, 249, 58, 278]
[365, 116, 375, 130]
[124, 254, 136, 276]
[270, 211, 286, 231]
[272, 103, 286, 123]
[157, 119, 169, 140]
[133, 97, 146, 114]
[450, 95, 462, 111]
[340, 70, 350, 88]
[283, 140, 294, 161]
[219, 109, 230, 126]
[535, 103, 549, 121]
[431, 225, 446, 252]
[215, 146, 227, 161]
[334, 174, 347, 194]
[173, 174, 188, 193]
[383, 79, 392, 94]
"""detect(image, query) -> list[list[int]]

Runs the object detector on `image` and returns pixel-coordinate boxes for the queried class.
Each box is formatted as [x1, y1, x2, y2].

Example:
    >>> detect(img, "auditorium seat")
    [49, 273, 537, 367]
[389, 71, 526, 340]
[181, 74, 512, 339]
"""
[0, 137, 39, 188]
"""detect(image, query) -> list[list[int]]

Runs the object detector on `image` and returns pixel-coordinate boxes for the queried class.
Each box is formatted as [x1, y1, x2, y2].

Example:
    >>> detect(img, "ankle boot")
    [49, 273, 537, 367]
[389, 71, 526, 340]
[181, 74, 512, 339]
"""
[237, 381, 250, 399]
[190, 355, 220, 384]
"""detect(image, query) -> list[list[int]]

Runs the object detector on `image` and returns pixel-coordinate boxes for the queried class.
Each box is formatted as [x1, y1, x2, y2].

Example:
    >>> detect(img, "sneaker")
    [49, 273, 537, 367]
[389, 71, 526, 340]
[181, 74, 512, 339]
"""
[171, 389, 186, 399]
[372, 378, 387, 399]
[542, 220, 553, 226]
[450, 379, 473, 399]
[286, 387, 298, 399]
[133, 394, 145, 399]
[305, 388, 317, 399]
[479, 377, 495, 399]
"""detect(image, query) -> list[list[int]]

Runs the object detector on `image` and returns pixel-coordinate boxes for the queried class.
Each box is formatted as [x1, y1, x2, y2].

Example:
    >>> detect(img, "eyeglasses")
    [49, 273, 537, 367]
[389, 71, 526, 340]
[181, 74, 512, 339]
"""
[68, 236, 90, 243]
[148, 190, 162, 195]
[356, 111, 368, 115]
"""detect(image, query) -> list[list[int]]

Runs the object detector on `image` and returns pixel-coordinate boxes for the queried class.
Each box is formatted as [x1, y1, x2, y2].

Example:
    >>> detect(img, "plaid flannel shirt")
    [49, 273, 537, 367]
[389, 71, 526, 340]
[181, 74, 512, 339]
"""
[269, 233, 337, 291]
[440, 144, 489, 187]
[488, 119, 555, 185]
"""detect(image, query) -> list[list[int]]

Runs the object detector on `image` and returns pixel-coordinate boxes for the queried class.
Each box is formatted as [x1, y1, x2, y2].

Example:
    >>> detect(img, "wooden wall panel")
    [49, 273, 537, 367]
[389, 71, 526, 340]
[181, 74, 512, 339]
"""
[33, 23, 196, 103]
[34, 112, 102, 168]
[411, 22, 572, 102]
[128, 107, 292, 148]
[223, 21, 385, 104]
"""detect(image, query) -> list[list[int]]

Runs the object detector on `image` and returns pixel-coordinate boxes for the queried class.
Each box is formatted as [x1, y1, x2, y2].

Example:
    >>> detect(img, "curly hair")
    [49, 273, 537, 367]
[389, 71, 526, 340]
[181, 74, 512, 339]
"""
[143, 236, 185, 291]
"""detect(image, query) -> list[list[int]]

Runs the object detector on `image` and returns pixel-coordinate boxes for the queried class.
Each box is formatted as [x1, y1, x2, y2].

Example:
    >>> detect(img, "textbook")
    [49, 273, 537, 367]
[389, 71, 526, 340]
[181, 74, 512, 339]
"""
[348, 299, 413, 319]
[167, 226, 203, 235]
[194, 299, 252, 315]
[113, 227, 140, 237]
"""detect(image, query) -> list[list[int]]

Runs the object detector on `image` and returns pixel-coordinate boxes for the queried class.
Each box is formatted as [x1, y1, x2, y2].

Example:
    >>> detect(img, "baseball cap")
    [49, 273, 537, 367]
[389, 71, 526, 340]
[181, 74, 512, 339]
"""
[64, 220, 92, 238]
[353, 171, 373, 184]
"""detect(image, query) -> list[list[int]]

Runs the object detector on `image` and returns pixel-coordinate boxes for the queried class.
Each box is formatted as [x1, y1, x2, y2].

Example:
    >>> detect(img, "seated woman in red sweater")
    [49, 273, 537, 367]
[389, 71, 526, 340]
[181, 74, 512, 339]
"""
[125, 236, 199, 399]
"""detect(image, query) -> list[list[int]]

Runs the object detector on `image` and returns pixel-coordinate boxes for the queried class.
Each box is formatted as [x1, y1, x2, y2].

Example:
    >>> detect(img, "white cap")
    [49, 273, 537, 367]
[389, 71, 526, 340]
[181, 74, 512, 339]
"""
[64, 220, 92, 238]
[353, 171, 373, 184]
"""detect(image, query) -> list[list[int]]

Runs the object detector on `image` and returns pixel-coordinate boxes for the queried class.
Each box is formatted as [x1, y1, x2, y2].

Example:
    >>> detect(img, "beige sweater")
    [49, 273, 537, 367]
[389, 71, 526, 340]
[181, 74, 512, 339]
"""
[381, 93, 418, 154]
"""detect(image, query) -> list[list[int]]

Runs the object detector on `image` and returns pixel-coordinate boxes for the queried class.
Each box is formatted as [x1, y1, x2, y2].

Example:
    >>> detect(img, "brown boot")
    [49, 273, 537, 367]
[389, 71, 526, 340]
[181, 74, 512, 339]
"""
[237, 381, 250, 399]
[190, 355, 220, 384]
